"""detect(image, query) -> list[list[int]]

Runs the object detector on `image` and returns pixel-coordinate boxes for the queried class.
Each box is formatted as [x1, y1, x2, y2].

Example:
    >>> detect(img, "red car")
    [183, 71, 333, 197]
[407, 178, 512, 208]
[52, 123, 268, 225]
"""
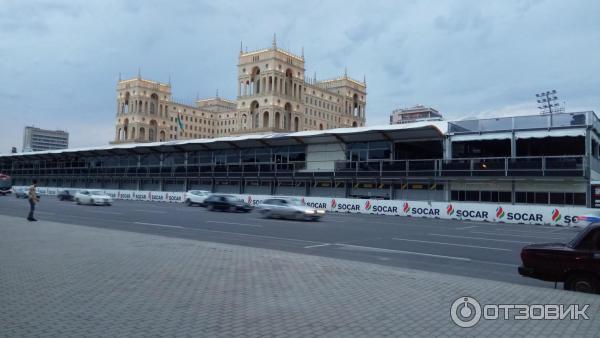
[519, 224, 600, 293]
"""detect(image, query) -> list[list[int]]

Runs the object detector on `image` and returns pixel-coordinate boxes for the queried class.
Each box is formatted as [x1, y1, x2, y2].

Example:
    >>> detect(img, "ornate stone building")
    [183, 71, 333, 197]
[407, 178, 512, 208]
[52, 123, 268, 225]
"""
[113, 37, 366, 144]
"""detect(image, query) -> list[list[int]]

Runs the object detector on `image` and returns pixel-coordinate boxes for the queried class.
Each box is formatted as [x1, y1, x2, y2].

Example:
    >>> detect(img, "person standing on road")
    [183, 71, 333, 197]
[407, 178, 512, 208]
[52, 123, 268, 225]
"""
[27, 180, 38, 222]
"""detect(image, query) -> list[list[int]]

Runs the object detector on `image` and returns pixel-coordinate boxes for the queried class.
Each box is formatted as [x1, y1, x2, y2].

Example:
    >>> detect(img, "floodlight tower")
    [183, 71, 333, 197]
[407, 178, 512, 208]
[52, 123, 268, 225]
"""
[535, 90, 560, 115]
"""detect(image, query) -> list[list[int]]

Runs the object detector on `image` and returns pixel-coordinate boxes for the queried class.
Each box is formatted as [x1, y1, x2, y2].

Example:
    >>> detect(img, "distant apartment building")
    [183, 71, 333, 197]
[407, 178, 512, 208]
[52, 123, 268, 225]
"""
[22, 126, 69, 152]
[390, 105, 442, 124]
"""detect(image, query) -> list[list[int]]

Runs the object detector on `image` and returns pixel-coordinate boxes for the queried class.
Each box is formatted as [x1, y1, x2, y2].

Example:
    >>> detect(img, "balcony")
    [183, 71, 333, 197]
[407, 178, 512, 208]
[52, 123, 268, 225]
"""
[334, 156, 588, 178]
[6, 156, 589, 180]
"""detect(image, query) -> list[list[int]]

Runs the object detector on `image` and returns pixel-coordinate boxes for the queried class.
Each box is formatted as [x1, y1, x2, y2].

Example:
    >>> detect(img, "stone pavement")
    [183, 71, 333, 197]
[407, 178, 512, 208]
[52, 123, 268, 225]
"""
[0, 215, 598, 337]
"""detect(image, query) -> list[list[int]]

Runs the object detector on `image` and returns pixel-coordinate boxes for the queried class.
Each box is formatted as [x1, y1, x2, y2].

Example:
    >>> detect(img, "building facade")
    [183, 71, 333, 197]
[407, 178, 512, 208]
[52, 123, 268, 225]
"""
[113, 37, 366, 144]
[22, 126, 69, 152]
[390, 105, 442, 124]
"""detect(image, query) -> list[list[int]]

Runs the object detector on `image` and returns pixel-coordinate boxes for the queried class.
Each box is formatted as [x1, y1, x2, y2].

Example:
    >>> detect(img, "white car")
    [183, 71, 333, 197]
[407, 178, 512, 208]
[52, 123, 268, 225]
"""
[184, 190, 211, 206]
[74, 190, 113, 206]
[257, 197, 325, 221]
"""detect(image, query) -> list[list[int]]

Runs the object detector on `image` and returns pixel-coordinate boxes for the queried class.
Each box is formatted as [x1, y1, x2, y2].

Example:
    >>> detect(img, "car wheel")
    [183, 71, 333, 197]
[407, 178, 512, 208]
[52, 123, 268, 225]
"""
[565, 273, 599, 293]
[295, 211, 305, 221]
[76, 198, 81, 205]
[261, 210, 272, 218]
[186, 199, 193, 207]
[90, 199, 95, 205]
[229, 206, 237, 213]
[207, 204, 214, 211]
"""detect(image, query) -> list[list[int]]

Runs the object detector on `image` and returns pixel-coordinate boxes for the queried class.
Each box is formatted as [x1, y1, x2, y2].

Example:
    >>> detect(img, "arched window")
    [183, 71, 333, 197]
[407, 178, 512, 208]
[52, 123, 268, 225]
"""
[263, 111, 269, 129]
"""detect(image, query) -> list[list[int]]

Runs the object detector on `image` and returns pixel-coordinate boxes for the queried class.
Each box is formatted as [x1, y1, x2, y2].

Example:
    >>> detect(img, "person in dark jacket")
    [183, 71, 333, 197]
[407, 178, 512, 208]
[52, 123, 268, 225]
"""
[27, 180, 38, 221]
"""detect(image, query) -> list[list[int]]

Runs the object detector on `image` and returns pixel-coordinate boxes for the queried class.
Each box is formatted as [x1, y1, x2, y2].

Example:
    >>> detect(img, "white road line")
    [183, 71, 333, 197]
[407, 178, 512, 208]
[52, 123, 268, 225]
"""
[471, 260, 519, 268]
[85, 210, 123, 215]
[456, 225, 478, 230]
[133, 209, 167, 214]
[206, 220, 262, 227]
[469, 231, 568, 240]
[186, 228, 325, 244]
[337, 244, 471, 261]
[36, 211, 56, 215]
[304, 243, 333, 249]
[133, 222, 184, 229]
[391, 237, 513, 252]
[428, 233, 532, 244]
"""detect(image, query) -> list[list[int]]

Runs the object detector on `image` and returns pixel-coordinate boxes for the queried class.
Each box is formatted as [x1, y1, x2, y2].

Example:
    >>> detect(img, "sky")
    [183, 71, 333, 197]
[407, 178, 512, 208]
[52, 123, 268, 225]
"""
[1, 0, 599, 150]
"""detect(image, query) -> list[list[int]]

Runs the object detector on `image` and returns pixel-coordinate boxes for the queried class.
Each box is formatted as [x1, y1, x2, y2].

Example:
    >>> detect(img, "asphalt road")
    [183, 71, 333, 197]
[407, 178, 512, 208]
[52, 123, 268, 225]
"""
[0, 195, 582, 290]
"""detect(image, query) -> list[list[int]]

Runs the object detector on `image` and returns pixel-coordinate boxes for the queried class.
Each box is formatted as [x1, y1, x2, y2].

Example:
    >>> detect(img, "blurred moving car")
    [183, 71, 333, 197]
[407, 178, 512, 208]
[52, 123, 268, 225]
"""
[0, 174, 12, 195]
[519, 223, 600, 293]
[74, 190, 113, 206]
[184, 190, 210, 206]
[57, 189, 77, 201]
[204, 194, 252, 212]
[257, 197, 325, 221]
[14, 187, 40, 200]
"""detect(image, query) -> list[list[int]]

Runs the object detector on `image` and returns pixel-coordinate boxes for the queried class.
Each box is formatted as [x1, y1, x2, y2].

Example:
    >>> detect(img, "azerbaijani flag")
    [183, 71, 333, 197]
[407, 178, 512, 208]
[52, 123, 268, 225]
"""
[176, 114, 185, 131]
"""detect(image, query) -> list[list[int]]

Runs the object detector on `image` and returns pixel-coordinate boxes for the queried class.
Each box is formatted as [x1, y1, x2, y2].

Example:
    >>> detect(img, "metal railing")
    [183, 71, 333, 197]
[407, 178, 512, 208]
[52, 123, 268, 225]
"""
[4, 156, 589, 179]
[449, 111, 596, 134]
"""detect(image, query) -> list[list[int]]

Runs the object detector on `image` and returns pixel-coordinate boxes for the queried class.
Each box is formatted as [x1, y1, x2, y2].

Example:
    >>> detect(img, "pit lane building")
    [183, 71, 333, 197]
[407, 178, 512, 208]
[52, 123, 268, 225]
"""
[2, 111, 598, 208]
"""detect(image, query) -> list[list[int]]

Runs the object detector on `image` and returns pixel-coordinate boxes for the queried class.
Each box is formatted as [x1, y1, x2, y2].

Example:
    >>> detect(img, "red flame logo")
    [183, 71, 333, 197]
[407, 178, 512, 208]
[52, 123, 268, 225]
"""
[551, 209, 561, 222]
[446, 204, 454, 215]
[365, 200, 372, 210]
[247, 196, 252, 204]
[496, 206, 505, 219]
[403, 202, 410, 213]
[331, 199, 337, 208]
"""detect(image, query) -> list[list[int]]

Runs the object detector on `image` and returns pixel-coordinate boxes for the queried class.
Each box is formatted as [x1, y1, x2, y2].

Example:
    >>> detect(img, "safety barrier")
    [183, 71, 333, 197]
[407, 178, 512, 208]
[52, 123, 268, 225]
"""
[18, 187, 593, 227]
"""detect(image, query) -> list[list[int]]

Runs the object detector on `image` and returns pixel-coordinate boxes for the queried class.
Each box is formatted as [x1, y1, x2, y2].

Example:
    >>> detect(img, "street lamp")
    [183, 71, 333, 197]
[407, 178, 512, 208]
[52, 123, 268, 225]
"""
[535, 90, 561, 115]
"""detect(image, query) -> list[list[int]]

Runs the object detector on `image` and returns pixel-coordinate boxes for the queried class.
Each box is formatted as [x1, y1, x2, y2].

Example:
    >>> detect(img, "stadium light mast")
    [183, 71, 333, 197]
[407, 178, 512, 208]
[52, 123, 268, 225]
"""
[535, 89, 561, 115]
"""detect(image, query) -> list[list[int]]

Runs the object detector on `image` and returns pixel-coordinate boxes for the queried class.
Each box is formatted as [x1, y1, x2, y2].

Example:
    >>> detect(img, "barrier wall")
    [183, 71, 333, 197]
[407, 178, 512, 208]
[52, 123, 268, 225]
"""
[18, 187, 593, 227]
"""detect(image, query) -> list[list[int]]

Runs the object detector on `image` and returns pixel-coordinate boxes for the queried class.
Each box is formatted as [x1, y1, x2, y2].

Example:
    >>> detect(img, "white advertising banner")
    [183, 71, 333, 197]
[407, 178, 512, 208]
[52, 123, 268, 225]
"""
[24, 187, 594, 227]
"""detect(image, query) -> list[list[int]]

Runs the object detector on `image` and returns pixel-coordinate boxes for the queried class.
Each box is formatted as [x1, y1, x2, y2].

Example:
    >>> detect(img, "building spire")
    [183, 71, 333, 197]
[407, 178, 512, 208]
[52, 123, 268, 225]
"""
[313, 71, 316, 83]
[216, 88, 219, 98]
[363, 74, 366, 85]
[301, 46, 304, 59]
[196, 92, 199, 101]
[118, 72, 121, 82]
[240, 41, 243, 54]
[168, 74, 171, 86]
[137, 67, 141, 79]
[272, 33, 277, 50]
[344, 66, 347, 78]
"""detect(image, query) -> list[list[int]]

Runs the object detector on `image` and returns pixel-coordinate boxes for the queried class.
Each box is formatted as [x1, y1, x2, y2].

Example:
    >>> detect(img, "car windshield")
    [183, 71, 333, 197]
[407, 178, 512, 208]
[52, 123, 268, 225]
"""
[567, 226, 591, 249]
[285, 199, 303, 206]
[89, 191, 104, 196]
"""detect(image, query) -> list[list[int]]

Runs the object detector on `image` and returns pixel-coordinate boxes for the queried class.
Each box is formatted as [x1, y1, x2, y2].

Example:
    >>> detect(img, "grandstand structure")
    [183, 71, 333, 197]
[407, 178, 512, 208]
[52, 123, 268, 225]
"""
[1, 111, 598, 208]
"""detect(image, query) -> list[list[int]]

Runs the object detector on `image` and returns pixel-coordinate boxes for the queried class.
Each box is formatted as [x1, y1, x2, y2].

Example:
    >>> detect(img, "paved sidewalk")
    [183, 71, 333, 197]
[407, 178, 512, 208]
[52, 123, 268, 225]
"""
[0, 215, 598, 337]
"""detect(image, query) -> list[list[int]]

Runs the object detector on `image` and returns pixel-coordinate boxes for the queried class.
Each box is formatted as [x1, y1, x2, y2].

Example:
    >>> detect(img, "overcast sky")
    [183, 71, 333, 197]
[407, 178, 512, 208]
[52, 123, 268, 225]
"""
[1, 0, 599, 150]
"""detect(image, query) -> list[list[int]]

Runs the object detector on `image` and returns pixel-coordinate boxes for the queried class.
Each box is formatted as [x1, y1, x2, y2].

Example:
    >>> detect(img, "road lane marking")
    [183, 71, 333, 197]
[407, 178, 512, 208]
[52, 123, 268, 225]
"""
[133, 209, 167, 214]
[133, 222, 184, 229]
[456, 225, 478, 230]
[85, 210, 123, 215]
[469, 231, 568, 240]
[336, 244, 471, 261]
[36, 211, 56, 215]
[428, 233, 532, 244]
[391, 237, 513, 252]
[304, 243, 333, 249]
[206, 221, 262, 227]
